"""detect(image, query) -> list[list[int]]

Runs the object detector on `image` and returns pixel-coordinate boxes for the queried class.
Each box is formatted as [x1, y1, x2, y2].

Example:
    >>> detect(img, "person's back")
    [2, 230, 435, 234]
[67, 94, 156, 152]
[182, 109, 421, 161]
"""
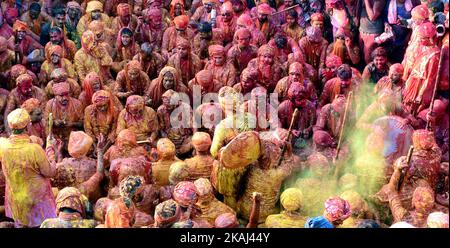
[0, 109, 57, 227]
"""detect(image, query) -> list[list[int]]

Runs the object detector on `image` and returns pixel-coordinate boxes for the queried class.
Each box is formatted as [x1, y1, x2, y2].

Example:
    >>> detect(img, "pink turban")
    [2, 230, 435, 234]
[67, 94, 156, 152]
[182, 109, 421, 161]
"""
[257, 3, 273, 15]
[52, 82, 70, 95]
[173, 181, 198, 208]
[417, 22, 436, 38]
[324, 196, 351, 222]
[326, 55, 343, 68]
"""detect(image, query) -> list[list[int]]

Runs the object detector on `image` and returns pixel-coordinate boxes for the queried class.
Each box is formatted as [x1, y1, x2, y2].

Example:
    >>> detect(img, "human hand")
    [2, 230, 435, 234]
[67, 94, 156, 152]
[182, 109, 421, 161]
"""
[394, 156, 409, 171]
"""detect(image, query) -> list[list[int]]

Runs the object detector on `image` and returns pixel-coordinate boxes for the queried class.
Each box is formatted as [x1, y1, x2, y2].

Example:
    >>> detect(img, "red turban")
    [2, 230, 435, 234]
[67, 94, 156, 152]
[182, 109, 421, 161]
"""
[195, 70, 213, 87]
[411, 4, 429, 20]
[237, 13, 253, 26]
[287, 82, 305, 99]
[117, 3, 130, 17]
[417, 22, 436, 38]
[324, 196, 351, 222]
[235, 27, 251, 39]
[52, 82, 70, 95]
[313, 130, 334, 147]
[326, 55, 343, 68]
[389, 63, 404, 75]
[13, 20, 28, 32]
[257, 3, 273, 15]
[310, 13, 324, 22]
[208, 44, 225, 56]
[4, 8, 18, 19]
[21, 98, 40, 113]
[173, 181, 198, 208]
[145, 8, 162, 19]
[173, 15, 189, 29]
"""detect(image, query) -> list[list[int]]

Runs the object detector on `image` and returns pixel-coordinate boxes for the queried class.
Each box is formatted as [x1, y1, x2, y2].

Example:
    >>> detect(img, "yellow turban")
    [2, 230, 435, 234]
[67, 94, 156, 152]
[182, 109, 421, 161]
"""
[280, 188, 303, 211]
[86, 1, 103, 13]
[7, 108, 31, 130]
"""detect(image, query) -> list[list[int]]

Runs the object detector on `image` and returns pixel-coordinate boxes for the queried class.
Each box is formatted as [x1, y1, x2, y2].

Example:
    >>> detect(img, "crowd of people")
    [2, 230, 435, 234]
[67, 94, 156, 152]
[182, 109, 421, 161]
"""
[0, 0, 448, 228]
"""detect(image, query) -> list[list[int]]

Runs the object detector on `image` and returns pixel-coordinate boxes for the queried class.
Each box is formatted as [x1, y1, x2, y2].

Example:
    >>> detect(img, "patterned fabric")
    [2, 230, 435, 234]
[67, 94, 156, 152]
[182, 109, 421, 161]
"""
[280, 188, 303, 211]
[7, 108, 30, 130]
[173, 181, 198, 208]
[324, 196, 351, 222]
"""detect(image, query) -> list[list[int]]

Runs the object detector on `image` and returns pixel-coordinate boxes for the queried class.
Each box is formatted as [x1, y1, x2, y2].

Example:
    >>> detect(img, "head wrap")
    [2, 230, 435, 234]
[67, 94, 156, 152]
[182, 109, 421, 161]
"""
[192, 132, 212, 152]
[117, 3, 130, 17]
[221, 1, 233, 13]
[390, 222, 416, 228]
[240, 67, 259, 82]
[215, 213, 239, 228]
[257, 44, 274, 57]
[287, 82, 306, 99]
[88, 20, 104, 35]
[16, 74, 33, 86]
[411, 4, 429, 20]
[125, 59, 142, 73]
[280, 188, 303, 211]
[7, 108, 31, 130]
[92, 90, 110, 105]
[173, 15, 189, 29]
[4, 8, 18, 19]
[340, 190, 366, 217]
[67, 1, 82, 10]
[0, 37, 9, 52]
[86, 1, 103, 13]
[45, 44, 63, 61]
[389, 63, 404, 75]
[117, 129, 137, 147]
[427, 212, 449, 228]
[194, 178, 213, 197]
[154, 199, 181, 227]
[157, 137, 176, 155]
[313, 130, 333, 147]
[13, 20, 28, 32]
[289, 62, 303, 74]
[21, 98, 40, 113]
[170, 0, 185, 17]
[68, 131, 93, 158]
[145, 8, 162, 20]
[310, 13, 324, 22]
[82, 72, 102, 104]
[257, 3, 273, 15]
[169, 161, 190, 185]
[195, 70, 213, 88]
[173, 181, 198, 207]
[237, 13, 254, 27]
[417, 22, 437, 38]
[412, 129, 436, 150]
[81, 30, 96, 51]
[304, 216, 334, 228]
[324, 196, 351, 222]
[126, 95, 144, 109]
[326, 55, 343, 68]
[235, 27, 251, 39]
[52, 82, 70, 95]
[56, 187, 86, 216]
[305, 26, 322, 42]
[176, 37, 190, 48]
[27, 49, 45, 63]
[208, 44, 224, 57]
[11, 65, 27, 80]
[50, 68, 68, 82]
[412, 186, 435, 213]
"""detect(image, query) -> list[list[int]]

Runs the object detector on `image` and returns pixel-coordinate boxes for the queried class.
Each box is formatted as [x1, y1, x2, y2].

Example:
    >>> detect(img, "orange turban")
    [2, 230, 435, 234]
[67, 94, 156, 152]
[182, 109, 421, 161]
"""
[52, 82, 70, 95]
[417, 22, 436, 38]
[326, 55, 343, 68]
[45, 44, 63, 61]
[16, 74, 33, 86]
[173, 15, 189, 29]
[208, 44, 224, 56]
[191, 132, 212, 152]
[257, 3, 273, 15]
[195, 70, 213, 87]
[117, 3, 130, 17]
[13, 20, 28, 32]
[311, 13, 324, 22]
[7, 108, 31, 130]
[411, 4, 429, 20]
[21, 98, 40, 113]
[68, 131, 94, 158]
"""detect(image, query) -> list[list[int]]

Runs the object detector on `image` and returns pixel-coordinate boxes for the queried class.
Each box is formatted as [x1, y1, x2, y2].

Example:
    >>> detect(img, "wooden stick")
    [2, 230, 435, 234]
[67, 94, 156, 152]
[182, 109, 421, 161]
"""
[276, 108, 299, 167]
[397, 145, 414, 192]
[137, 140, 151, 144]
[271, 4, 300, 16]
[333, 91, 353, 178]
[426, 46, 445, 131]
